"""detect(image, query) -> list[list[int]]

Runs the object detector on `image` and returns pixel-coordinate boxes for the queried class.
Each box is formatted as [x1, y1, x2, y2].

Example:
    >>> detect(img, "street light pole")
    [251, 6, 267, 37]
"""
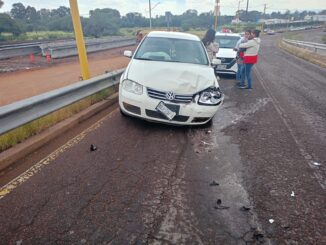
[245, 0, 249, 22]
[149, 0, 152, 29]
[214, 0, 220, 31]
[69, 0, 90, 80]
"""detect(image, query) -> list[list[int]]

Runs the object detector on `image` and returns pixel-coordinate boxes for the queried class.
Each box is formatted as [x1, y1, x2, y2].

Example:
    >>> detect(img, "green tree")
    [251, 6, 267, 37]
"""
[10, 2, 26, 20]
[25, 6, 39, 23]
[51, 6, 70, 18]
[85, 8, 121, 37]
[0, 13, 23, 36]
[48, 16, 73, 32]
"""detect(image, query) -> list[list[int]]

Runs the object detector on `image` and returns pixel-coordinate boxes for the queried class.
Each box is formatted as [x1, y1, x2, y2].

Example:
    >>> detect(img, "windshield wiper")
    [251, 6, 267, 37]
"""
[134, 57, 153, 61]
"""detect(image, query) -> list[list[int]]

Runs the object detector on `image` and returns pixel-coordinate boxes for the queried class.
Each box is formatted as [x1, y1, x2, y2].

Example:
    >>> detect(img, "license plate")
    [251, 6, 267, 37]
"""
[156, 101, 176, 120]
[217, 64, 226, 69]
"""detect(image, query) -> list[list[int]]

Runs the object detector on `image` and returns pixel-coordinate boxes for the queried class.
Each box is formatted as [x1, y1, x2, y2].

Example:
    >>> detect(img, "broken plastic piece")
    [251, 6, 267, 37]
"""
[269, 219, 274, 224]
[90, 144, 97, 151]
[313, 162, 321, 166]
[214, 205, 230, 210]
[215, 199, 230, 209]
[240, 206, 251, 211]
[291, 191, 295, 197]
[210, 181, 220, 186]
[253, 231, 264, 241]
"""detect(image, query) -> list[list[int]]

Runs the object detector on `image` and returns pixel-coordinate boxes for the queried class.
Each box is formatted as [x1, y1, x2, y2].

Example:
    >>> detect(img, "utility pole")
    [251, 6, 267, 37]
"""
[149, 0, 152, 29]
[236, 0, 243, 30]
[262, 4, 267, 31]
[245, 0, 249, 22]
[214, 0, 220, 31]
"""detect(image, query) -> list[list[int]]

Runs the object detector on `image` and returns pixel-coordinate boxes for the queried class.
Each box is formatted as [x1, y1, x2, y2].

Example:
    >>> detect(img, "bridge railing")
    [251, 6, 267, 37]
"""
[282, 39, 326, 53]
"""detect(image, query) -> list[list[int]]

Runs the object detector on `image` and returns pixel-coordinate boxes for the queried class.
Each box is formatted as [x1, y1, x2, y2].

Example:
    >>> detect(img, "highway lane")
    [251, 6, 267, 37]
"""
[0, 31, 325, 244]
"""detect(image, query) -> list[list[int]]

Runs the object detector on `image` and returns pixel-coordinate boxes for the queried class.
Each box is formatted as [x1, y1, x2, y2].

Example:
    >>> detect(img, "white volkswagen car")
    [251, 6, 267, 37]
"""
[214, 32, 241, 76]
[119, 31, 223, 125]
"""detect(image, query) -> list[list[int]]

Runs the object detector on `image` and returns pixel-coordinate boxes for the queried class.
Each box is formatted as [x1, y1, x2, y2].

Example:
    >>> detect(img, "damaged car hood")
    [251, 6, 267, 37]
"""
[126, 59, 216, 94]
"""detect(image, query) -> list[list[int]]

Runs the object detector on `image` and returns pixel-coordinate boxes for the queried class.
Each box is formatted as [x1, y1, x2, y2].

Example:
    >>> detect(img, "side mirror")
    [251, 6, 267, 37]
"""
[212, 58, 221, 65]
[124, 50, 133, 58]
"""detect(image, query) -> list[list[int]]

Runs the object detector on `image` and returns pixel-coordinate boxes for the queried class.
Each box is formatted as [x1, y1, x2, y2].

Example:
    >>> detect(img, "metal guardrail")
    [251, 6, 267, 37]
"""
[0, 69, 125, 135]
[283, 39, 326, 53]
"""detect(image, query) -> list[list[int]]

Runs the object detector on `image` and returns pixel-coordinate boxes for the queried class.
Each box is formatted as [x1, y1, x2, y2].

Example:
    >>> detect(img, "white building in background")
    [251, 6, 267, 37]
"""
[312, 15, 326, 21]
[231, 19, 243, 24]
[258, 19, 289, 24]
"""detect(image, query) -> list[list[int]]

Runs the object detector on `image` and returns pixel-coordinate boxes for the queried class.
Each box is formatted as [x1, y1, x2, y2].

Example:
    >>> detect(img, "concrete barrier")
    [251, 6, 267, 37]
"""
[0, 37, 136, 60]
[40, 37, 136, 58]
[0, 45, 41, 60]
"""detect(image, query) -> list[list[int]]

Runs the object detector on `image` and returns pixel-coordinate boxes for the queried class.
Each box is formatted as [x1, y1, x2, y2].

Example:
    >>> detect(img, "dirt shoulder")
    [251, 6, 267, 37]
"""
[0, 46, 134, 106]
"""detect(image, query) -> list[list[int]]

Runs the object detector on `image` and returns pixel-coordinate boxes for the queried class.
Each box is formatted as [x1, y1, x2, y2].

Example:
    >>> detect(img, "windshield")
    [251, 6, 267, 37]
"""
[134, 37, 209, 65]
[215, 36, 240, 49]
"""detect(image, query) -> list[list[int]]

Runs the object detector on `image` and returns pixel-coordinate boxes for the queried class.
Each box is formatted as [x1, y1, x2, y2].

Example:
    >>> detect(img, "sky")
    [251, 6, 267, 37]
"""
[1, 0, 325, 17]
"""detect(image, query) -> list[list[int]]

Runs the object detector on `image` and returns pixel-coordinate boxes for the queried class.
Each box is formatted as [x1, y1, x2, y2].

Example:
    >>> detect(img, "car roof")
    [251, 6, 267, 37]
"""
[147, 31, 201, 41]
[215, 32, 241, 37]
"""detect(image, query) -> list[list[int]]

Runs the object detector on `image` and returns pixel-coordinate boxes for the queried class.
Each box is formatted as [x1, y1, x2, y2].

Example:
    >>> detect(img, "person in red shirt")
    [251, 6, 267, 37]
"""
[238, 30, 261, 89]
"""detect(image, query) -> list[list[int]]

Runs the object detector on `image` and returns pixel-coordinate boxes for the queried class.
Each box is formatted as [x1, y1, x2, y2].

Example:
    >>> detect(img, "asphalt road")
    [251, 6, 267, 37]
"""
[0, 32, 325, 244]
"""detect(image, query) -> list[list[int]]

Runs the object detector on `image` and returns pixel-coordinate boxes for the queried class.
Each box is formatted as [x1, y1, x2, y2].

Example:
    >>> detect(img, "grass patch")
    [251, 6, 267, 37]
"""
[0, 31, 75, 42]
[279, 40, 326, 69]
[0, 87, 116, 153]
[283, 32, 303, 40]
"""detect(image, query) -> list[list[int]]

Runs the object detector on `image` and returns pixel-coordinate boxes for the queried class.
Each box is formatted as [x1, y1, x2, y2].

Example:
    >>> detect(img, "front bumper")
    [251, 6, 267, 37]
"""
[215, 59, 238, 75]
[119, 88, 223, 125]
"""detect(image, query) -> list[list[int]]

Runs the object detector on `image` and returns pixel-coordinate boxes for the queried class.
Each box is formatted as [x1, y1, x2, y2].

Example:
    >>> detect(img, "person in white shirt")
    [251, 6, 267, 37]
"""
[202, 29, 219, 64]
[234, 30, 251, 84]
[238, 30, 261, 89]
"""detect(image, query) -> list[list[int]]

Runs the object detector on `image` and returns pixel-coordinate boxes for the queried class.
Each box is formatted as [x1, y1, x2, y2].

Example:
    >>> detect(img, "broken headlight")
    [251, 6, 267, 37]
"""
[198, 87, 223, 106]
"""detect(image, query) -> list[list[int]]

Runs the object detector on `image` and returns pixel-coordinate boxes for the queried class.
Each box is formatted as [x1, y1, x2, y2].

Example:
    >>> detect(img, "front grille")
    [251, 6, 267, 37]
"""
[219, 58, 235, 64]
[147, 88, 193, 104]
[146, 110, 189, 122]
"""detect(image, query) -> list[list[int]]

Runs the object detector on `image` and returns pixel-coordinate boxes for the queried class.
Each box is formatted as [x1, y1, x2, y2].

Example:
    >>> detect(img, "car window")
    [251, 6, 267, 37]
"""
[134, 37, 209, 65]
[215, 36, 240, 48]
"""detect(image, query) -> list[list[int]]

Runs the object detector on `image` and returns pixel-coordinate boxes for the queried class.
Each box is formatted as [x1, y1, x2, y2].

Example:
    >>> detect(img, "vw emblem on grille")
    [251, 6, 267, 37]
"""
[166, 91, 175, 101]
[221, 58, 226, 63]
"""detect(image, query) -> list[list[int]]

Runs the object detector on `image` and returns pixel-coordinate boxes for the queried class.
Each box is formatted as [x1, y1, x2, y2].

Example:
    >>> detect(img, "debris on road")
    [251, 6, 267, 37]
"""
[281, 223, 290, 229]
[90, 144, 97, 151]
[16, 240, 23, 245]
[291, 191, 295, 197]
[240, 206, 251, 212]
[201, 141, 214, 146]
[269, 219, 275, 224]
[313, 162, 321, 166]
[209, 180, 220, 186]
[214, 199, 230, 209]
[206, 130, 212, 134]
[253, 230, 265, 242]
